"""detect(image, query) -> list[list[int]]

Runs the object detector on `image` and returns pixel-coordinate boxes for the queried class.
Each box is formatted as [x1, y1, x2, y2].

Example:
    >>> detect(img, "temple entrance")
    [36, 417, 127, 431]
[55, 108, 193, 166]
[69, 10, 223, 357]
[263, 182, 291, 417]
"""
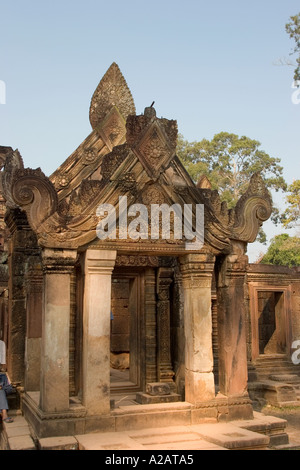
[110, 269, 144, 394]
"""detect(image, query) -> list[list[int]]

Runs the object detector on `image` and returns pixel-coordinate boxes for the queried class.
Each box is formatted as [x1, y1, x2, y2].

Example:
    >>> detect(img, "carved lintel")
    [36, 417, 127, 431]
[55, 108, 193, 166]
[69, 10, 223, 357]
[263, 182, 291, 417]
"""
[41, 248, 77, 275]
[115, 255, 159, 267]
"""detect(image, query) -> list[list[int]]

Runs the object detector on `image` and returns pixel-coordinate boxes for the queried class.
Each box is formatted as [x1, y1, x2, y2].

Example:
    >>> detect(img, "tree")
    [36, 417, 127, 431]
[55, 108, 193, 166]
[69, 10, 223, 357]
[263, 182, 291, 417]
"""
[281, 179, 300, 228]
[286, 13, 300, 84]
[260, 233, 300, 267]
[177, 132, 287, 242]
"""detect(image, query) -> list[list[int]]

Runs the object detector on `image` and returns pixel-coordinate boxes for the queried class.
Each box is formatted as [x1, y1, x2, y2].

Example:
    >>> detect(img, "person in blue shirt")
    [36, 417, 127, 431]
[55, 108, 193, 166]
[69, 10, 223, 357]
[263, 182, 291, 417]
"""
[0, 372, 14, 423]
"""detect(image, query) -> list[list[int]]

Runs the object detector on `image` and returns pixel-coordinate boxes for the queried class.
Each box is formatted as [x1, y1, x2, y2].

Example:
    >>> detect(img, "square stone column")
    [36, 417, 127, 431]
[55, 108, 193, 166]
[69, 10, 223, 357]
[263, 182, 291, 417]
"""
[179, 253, 215, 403]
[40, 248, 77, 413]
[216, 245, 249, 397]
[5, 208, 39, 385]
[82, 249, 117, 416]
[24, 259, 43, 392]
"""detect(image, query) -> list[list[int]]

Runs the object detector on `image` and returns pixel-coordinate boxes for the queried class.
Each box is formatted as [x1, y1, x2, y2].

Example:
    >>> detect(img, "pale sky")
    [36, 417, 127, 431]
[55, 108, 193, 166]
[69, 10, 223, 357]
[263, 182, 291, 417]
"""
[0, 0, 299, 261]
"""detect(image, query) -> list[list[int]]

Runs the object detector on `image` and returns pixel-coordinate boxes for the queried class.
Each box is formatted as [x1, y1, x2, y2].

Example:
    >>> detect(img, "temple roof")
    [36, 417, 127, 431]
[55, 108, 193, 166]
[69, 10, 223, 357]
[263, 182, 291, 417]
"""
[1, 63, 272, 255]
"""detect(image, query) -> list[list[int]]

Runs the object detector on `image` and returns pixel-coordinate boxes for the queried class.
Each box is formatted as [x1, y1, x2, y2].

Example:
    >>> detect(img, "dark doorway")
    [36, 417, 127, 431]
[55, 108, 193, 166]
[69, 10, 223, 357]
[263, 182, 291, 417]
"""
[258, 291, 286, 355]
[110, 270, 144, 393]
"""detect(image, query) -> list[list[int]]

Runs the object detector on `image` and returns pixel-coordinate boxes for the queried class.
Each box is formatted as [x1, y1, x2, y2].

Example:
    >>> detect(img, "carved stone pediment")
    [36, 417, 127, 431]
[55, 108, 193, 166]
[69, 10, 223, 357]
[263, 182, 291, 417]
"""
[126, 107, 177, 180]
[50, 63, 136, 201]
[1, 66, 273, 256]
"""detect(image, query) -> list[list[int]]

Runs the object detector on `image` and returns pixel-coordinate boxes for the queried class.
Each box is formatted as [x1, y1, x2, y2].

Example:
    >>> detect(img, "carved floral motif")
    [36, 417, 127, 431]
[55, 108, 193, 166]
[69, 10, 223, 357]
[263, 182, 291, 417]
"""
[82, 148, 98, 166]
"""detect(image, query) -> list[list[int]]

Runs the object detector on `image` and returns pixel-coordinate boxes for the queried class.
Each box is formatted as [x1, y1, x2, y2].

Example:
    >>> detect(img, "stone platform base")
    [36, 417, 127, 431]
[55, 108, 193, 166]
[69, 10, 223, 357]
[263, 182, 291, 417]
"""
[43, 413, 293, 450]
[1, 407, 295, 451]
[249, 380, 300, 408]
[22, 391, 254, 439]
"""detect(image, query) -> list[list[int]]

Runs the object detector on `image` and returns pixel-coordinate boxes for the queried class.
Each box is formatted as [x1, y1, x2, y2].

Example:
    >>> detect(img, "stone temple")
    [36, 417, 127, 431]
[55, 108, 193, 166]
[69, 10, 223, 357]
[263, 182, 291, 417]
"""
[0, 63, 299, 445]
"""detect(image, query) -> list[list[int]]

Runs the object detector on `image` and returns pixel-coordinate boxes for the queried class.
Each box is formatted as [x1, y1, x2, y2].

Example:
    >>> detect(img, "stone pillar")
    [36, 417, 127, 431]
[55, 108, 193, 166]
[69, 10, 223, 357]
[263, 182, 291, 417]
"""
[82, 249, 116, 416]
[216, 242, 249, 398]
[39, 248, 77, 413]
[145, 268, 157, 384]
[24, 259, 43, 391]
[179, 253, 215, 403]
[156, 267, 175, 386]
[5, 209, 39, 385]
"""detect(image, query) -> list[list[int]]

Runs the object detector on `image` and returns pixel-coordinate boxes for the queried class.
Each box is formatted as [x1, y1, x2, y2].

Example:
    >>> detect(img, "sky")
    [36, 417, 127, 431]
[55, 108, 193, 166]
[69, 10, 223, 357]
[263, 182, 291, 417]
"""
[0, 0, 299, 261]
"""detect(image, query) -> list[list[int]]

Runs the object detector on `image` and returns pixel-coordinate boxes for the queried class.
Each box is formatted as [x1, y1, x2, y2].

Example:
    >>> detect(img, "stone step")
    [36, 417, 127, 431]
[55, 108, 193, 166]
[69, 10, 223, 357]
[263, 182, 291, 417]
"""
[254, 360, 300, 384]
[269, 374, 300, 384]
[2, 410, 294, 451]
[0, 415, 36, 450]
[75, 422, 271, 451]
[248, 380, 300, 408]
[231, 412, 289, 447]
[255, 363, 300, 372]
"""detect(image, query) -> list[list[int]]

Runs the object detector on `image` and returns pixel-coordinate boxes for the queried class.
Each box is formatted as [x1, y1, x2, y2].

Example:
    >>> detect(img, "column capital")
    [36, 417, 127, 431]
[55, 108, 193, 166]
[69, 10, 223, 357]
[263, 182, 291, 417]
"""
[179, 252, 215, 271]
[41, 248, 77, 275]
[84, 249, 117, 275]
[217, 252, 248, 288]
[179, 252, 215, 289]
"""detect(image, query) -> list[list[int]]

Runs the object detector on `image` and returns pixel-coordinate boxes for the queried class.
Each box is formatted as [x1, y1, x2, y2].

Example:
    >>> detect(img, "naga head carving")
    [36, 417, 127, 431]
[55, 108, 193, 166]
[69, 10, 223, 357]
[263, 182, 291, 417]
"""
[231, 172, 272, 243]
[1, 148, 58, 231]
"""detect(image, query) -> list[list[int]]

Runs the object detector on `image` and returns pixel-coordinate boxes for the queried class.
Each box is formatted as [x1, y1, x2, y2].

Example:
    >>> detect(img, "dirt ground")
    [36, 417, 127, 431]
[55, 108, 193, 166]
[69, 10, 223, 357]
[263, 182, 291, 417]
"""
[262, 406, 300, 447]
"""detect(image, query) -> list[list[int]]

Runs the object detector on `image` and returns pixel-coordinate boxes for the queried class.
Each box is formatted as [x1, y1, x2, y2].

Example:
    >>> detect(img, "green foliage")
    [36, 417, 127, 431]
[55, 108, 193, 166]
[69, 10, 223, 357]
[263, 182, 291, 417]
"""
[286, 13, 300, 84]
[281, 179, 300, 228]
[177, 132, 286, 205]
[260, 233, 300, 267]
[177, 132, 287, 243]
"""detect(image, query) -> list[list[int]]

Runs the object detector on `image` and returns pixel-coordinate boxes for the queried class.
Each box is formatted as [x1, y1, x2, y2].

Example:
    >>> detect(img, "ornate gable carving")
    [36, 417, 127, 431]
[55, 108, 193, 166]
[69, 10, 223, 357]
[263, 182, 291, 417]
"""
[51, 63, 136, 200]
[1, 67, 272, 255]
[126, 106, 177, 180]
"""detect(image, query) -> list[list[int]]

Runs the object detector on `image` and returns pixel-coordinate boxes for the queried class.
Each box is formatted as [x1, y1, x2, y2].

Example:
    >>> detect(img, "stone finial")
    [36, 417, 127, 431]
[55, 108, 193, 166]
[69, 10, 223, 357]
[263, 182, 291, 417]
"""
[89, 62, 136, 130]
[197, 175, 212, 189]
[1, 148, 24, 209]
[0, 146, 14, 170]
[144, 105, 156, 119]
